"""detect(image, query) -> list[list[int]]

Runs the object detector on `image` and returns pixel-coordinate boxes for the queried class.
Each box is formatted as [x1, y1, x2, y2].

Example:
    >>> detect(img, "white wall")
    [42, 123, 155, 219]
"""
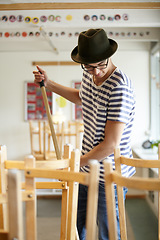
[0, 41, 150, 159]
[112, 41, 150, 147]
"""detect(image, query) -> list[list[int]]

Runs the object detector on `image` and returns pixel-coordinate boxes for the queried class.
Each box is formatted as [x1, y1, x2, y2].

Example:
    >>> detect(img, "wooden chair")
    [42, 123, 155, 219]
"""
[0, 169, 23, 240]
[29, 120, 63, 160]
[29, 120, 84, 160]
[25, 156, 99, 240]
[63, 120, 84, 149]
[0, 144, 72, 240]
[43, 120, 67, 159]
[104, 144, 160, 240]
[0, 144, 99, 240]
[0, 145, 37, 240]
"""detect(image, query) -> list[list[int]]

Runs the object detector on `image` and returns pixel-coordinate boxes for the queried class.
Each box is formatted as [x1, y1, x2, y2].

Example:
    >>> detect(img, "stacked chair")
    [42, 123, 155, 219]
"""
[0, 144, 99, 240]
[29, 120, 60, 160]
[29, 120, 84, 161]
[104, 144, 160, 240]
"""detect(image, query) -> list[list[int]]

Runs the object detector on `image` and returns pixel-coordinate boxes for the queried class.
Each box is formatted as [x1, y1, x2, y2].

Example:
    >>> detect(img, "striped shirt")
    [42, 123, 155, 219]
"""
[79, 68, 136, 182]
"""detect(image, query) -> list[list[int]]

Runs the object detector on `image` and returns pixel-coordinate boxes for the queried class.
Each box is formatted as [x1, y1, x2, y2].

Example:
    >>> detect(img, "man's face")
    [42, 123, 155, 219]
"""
[81, 59, 109, 79]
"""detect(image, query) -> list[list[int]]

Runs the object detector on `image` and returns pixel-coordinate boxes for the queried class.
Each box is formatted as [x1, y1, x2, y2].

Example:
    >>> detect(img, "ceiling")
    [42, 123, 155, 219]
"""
[0, 1, 160, 53]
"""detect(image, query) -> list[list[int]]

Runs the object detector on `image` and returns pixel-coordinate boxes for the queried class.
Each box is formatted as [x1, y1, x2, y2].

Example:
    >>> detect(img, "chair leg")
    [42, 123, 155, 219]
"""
[86, 160, 99, 240]
[60, 188, 69, 240]
[114, 148, 127, 240]
[104, 161, 118, 240]
[67, 150, 80, 240]
[25, 155, 37, 240]
[8, 169, 24, 240]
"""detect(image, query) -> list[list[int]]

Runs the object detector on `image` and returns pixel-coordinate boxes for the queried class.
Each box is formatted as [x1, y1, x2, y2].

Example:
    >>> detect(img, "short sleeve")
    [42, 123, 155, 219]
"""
[107, 85, 135, 124]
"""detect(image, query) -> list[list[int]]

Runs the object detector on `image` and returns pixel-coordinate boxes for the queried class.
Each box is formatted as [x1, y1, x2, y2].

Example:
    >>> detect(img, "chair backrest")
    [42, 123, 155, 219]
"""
[0, 169, 23, 240]
[104, 144, 160, 240]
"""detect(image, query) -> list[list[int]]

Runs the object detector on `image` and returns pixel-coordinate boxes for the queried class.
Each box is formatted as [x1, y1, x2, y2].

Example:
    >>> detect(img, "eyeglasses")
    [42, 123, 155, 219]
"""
[81, 59, 109, 72]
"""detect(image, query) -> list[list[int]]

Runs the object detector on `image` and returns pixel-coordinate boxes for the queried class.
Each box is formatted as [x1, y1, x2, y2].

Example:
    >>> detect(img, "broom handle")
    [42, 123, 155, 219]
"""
[40, 80, 61, 160]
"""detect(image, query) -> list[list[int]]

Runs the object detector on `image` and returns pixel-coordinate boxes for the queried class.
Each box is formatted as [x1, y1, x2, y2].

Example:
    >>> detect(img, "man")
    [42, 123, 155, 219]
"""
[33, 28, 136, 240]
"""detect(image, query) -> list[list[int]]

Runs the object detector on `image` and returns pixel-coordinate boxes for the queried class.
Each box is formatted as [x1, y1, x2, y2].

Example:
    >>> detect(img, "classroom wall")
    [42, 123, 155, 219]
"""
[0, 41, 150, 159]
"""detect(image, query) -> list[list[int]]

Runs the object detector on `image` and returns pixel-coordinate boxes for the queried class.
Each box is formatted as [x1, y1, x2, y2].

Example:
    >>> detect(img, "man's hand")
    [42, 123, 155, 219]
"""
[33, 65, 49, 87]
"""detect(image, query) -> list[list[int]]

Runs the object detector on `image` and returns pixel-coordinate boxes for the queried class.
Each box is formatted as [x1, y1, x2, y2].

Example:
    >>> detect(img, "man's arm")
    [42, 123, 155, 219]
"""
[47, 80, 82, 105]
[80, 120, 125, 167]
[33, 65, 82, 105]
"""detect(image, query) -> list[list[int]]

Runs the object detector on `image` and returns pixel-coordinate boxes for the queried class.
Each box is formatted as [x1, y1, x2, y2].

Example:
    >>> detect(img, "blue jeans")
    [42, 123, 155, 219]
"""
[77, 182, 128, 240]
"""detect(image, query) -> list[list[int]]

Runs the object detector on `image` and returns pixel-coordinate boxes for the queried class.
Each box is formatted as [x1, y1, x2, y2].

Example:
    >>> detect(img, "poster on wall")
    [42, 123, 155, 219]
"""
[25, 81, 52, 120]
[72, 81, 82, 120]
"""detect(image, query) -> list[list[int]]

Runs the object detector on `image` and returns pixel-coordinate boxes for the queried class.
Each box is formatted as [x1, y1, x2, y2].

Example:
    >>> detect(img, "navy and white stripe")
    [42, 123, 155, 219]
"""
[79, 68, 136, 182]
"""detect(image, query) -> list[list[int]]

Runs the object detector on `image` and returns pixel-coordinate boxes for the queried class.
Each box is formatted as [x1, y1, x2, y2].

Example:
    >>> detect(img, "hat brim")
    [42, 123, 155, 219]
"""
[71, 39, 118, 64]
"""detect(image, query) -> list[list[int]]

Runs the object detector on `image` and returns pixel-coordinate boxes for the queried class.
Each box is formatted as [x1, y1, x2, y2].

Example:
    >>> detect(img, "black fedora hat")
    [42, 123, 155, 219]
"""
[71, 28, 118, 64]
